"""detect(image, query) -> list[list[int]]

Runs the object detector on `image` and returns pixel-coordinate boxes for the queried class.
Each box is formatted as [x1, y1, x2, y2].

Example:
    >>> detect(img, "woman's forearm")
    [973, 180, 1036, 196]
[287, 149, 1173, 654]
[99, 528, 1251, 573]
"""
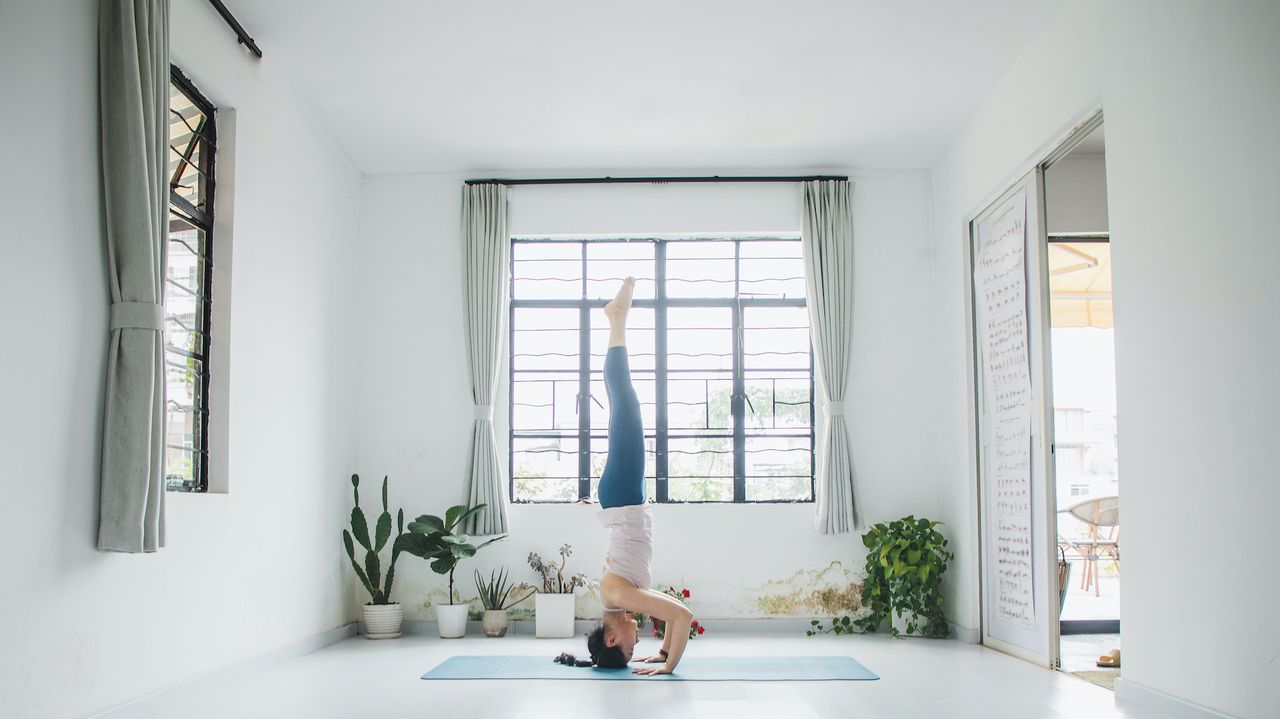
[662, 611, 693, 670]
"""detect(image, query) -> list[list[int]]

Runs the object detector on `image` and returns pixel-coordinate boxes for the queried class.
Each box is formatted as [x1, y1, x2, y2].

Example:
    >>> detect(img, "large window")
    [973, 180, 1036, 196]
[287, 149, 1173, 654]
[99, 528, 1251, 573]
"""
[165, 66, 216, 492]
[509, 237, 814, 503]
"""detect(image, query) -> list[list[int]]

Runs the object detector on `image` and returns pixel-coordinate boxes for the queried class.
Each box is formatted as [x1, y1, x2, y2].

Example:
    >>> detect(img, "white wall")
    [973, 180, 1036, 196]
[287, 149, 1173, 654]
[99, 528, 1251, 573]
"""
[353, 171, 939, 622]
[930, 1, 1280, 717]
[0, 1, 361, 716]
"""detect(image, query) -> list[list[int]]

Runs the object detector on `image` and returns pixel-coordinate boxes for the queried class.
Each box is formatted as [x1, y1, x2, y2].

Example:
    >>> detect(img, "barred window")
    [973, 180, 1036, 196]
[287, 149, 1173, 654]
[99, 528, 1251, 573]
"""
[509, 237, 814, 503]
[165, 66, 216, 492]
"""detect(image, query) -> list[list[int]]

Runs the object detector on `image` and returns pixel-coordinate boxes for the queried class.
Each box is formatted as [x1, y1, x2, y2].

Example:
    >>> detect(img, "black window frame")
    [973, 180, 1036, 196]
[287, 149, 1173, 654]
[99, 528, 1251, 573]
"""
[508, 236, 816, 504]
[166, 64, 217, 493]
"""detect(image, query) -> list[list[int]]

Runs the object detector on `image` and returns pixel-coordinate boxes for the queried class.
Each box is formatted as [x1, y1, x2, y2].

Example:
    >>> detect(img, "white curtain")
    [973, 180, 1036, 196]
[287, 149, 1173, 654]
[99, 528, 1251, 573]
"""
[801, 180, 858, 534]
[97, 0, 169, 552]
[461, 183, 510, 535]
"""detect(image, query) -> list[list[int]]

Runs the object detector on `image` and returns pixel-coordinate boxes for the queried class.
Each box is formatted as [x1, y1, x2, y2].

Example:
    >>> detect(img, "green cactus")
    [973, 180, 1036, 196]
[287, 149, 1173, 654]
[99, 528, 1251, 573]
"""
[342, 474, 405, 605]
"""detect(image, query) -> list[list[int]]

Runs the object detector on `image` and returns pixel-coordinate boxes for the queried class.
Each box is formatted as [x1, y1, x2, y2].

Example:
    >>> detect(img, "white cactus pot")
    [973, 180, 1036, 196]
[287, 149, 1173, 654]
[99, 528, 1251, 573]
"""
[436, 604, 470, 639]
[482, 609, 509, 638]
[362, 603, 403, 640]
[535, 593, 576, 638]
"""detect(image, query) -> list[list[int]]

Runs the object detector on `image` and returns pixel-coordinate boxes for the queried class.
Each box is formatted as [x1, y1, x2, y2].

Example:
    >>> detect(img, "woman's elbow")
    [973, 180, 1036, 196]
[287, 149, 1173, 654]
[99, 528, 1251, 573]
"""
[676, 606, 693, 624]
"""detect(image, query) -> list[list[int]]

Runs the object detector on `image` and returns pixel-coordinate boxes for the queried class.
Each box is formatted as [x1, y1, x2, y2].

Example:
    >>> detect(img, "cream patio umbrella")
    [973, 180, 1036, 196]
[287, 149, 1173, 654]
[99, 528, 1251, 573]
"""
[1048, 240, 1112, 329]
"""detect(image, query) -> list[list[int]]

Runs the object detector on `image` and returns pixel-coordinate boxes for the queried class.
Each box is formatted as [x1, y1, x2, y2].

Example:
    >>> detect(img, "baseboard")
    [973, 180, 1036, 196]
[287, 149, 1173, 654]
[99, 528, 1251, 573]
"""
[1114, 678, 1236, 719]
[383, 616, 861, 638]
[382, 616, 973, 638]
[1060, 619, 1120, 635]
[948, 621, 981, 644]
[91, 623, 356, 718]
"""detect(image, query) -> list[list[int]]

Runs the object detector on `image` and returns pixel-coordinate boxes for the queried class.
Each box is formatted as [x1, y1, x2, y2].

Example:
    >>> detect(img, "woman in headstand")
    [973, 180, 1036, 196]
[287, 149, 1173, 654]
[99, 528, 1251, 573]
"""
[565, 277, 693, 675]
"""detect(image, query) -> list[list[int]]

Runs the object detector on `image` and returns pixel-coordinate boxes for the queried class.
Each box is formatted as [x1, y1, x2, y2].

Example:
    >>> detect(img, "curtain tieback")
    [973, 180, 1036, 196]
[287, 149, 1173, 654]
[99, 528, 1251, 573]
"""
[823, 401, 845, 417]
[110, 302, 164, 331]
[473, 404, 494, 421]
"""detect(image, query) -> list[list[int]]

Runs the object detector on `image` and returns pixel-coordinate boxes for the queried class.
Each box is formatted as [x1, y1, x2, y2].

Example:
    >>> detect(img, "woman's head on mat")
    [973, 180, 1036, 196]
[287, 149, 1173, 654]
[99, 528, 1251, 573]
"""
[590, 612, 638, 668]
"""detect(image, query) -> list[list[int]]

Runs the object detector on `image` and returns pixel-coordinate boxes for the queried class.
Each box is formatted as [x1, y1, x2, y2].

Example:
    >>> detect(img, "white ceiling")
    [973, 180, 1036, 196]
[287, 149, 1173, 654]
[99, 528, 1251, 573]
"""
[230, 1, 1065, 175]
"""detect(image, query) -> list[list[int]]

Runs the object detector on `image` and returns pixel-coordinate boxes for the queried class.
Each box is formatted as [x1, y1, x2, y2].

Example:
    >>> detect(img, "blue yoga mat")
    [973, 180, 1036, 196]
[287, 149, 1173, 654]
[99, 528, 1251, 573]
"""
[422, 655, 878, 681]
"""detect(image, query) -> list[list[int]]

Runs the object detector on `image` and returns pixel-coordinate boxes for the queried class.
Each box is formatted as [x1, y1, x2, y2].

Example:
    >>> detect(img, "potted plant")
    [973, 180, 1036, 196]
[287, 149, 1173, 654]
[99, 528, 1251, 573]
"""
[856, 515, 953, 638]
[399, 504, 505, 638]
[528, 544, 587, 638]
[341, 474, 406, 639]
[474, 568, 535, 637]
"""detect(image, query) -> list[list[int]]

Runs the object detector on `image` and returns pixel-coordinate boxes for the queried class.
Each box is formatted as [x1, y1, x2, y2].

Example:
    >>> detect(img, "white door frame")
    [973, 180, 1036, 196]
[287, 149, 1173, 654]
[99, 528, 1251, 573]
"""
[963, 108, 1104, 669]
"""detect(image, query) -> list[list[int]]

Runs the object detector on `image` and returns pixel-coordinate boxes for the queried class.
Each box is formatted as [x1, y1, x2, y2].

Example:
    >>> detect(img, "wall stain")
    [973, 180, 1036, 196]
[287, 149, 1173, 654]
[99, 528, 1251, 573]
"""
[752, 561, 867, 617]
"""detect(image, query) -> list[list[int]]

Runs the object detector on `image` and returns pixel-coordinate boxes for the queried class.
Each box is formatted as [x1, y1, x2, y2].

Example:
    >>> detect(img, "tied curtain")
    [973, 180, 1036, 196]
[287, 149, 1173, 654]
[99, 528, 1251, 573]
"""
[801, 180, 858, 534]
[97, 0, 169, 552]
[461, 183, 510, 535]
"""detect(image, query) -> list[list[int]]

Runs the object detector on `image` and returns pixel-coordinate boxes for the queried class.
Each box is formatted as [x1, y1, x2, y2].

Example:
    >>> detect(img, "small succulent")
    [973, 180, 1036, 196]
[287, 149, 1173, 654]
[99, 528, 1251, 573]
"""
[528, 544, 587, 594]
[475, 567, 536, 610]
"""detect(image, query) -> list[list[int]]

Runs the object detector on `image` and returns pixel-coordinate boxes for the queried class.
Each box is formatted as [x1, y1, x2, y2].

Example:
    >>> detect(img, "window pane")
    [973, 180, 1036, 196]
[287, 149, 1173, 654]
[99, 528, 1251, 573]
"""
[166, 446, 197, 490]
[745, 435, 812, 501]
[590, 307, 655, 372]
[512, 241, 581, 300]
[165, 355, 203, 488]
[743, 306, 810, 370]
[668, 373, 733, 430]
[743, 372, 812, 431]
[512, 307, 578, 371]
[739, 240, 806, 299]
[512, 371, 578, 432]
[169, 82, 211, 211]
[668, 306, 732, 371]
[512, 436, 578, 502]
[666, 241, 734, 298]
[667, 434, 733, 499]
[586, 242, 655, 300]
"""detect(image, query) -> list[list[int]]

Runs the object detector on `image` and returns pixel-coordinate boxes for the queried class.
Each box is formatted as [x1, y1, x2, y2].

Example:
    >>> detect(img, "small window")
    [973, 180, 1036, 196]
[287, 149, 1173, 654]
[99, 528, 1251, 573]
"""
[1070, 483, 1090, 497]
[509, 236, 815, 504]
[165, 66, 216, 492]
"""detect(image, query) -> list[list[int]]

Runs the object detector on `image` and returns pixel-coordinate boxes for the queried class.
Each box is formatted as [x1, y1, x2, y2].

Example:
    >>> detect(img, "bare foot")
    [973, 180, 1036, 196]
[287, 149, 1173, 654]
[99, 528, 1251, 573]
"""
[603, 277, 635, 324]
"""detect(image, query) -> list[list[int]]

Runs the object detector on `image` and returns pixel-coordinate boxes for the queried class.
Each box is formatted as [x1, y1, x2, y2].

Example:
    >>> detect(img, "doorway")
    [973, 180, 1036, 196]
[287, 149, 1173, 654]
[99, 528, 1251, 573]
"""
[1043, 122, 1121, 689]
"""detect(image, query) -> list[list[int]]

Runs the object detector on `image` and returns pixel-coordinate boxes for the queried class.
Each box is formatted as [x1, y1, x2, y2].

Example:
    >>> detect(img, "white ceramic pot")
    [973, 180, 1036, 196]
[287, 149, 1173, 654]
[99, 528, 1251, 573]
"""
[362, 603, 403, 640]
[535, 593, 576, 638]
[892, 610, 915, 636]
[482, 609, 509, 638]
[436, 604, 469, 639]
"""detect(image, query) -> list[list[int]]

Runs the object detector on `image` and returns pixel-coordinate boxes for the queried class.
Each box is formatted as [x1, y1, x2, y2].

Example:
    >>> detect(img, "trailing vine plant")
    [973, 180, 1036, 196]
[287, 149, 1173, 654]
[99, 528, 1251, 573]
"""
[857, 516, 953, 637]
[806, 516, 953, 638]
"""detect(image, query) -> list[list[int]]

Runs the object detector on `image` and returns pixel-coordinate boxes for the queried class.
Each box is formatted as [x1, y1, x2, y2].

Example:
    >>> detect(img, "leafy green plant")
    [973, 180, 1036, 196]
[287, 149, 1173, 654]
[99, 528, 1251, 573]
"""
[342, 474, 405, 605]
[474, 568, 535, 610]
[856, 516, 953, 637]
[807, 616, 856, 636]
[398, 504, 505, 605]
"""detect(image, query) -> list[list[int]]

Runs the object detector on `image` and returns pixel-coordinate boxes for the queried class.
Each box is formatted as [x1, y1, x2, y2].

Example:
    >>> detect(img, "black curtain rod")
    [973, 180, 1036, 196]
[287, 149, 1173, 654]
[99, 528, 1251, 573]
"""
[465, 175, 847, 186]
[206, 0, 262, 58]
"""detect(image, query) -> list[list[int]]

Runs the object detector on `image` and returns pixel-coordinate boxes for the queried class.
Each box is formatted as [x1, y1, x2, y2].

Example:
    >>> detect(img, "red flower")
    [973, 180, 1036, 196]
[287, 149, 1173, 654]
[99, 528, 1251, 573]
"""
[682, 588, 691, 598]
[691, 619, 699, 627]
[697, 626, 705, 635]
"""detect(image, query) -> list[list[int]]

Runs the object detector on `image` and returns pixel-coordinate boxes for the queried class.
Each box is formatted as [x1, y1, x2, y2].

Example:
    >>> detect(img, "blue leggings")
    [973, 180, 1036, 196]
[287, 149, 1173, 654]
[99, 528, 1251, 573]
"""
[598, 346, 645, 508]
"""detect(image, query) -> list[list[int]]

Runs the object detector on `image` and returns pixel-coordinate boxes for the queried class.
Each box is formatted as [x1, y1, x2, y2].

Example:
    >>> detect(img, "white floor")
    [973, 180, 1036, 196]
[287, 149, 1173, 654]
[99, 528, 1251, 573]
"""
[102, 632, 1170, 719]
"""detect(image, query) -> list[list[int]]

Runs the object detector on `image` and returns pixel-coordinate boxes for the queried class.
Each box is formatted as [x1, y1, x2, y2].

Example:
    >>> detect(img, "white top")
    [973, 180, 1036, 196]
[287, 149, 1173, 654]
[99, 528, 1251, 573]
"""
[597, 504, 653, 608]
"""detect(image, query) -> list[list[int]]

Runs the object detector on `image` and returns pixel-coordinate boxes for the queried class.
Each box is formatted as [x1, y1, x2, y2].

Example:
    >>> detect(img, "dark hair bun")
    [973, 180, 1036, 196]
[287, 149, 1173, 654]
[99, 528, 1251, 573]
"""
[554, 652, 593, 667]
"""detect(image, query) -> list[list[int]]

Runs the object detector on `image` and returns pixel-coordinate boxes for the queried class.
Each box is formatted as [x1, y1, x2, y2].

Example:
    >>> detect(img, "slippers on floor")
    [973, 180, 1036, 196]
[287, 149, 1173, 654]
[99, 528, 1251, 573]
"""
[1096, 649, 1121, 668]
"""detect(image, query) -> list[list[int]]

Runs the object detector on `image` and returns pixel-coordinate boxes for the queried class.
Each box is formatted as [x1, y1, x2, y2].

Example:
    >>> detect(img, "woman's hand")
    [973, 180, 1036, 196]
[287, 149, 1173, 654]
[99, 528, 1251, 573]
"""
[632, 664, 673, 676]
[635, 653, 666, 664]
